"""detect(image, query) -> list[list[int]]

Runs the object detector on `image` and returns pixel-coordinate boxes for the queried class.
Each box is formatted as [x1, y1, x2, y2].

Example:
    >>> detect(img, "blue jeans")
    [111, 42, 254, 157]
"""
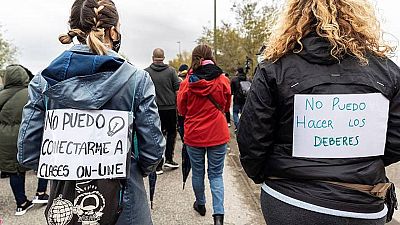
[187, 144, 227, 215]
[37, 178, 48, 193]
[233, 104, 244, 129]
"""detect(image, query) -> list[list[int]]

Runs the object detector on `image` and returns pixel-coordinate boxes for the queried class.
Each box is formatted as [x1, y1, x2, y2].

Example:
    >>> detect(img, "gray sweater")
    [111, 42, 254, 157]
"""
[145, 63, 180, 110]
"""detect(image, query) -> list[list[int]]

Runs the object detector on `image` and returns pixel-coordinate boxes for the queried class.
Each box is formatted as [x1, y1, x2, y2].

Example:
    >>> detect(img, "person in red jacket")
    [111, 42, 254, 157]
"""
[177, 44, 231, 225]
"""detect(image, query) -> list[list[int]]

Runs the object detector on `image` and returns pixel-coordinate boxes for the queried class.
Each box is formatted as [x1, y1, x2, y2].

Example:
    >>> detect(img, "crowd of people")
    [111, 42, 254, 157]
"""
[1, 0, 400, 224]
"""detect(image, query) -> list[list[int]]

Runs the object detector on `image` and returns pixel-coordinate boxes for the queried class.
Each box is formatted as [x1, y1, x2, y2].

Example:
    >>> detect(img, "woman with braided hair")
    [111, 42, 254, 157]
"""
[17, 0, 164, 224]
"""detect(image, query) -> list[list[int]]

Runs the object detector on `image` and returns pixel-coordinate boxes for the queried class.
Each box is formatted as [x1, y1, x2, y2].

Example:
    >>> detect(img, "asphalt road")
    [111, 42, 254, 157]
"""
[0, 132, 264, 225]
[1, 128, 400, 225]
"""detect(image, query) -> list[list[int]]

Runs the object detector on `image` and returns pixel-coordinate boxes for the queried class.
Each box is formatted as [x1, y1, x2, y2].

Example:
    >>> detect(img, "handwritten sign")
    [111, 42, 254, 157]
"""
[293, 93, 389, 158]
[38, 109, 131, 180]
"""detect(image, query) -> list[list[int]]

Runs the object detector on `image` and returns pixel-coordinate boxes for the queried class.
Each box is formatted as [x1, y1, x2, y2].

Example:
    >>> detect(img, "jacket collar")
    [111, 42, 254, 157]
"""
[297, 32, 343, 65]
[69, 44, 122, 59]
[192, 64, 223, 81]
[44, 61, 136, 109]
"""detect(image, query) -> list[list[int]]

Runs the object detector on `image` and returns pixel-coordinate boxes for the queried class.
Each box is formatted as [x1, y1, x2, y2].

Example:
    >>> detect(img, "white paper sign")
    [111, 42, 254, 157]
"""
[293, 93, 389, 158]
[38, 109, 130, 180]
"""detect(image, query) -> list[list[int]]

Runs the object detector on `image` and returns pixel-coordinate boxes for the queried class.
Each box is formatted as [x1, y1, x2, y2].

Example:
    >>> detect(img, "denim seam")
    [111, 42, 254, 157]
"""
[127, 179, 134, 222]
[18, 76, 44, 163]
[18, 95, 44, 166]
[92, 55, 98, 74]
[61, 52, 73, 80]
[130, 73, 137, 114]
[140, 74, 160, 154]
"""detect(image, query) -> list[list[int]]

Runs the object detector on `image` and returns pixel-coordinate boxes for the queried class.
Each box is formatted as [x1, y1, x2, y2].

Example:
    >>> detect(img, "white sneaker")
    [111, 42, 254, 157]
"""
[164, 161, 179, 168]
[15, 201, 34, 216]
[32, 193, 49, 204]
[156, 170, 164, 175]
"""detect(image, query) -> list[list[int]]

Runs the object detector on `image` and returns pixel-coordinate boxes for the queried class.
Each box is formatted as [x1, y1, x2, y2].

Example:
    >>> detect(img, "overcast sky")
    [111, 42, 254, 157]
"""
[0, 0, 399, 73]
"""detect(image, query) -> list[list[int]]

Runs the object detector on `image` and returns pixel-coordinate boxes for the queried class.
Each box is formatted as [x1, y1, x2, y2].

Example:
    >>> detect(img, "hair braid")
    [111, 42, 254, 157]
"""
[86, 3, 108, 55]
[59, 0, 119, 55]
[59, 28, 87, 44]
[93, 5, 104, 28]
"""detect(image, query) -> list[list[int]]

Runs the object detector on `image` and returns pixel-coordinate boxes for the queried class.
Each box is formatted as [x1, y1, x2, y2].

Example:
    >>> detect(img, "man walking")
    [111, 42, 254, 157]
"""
[230, 67, 250, 132]
[146, 48, 180, 174]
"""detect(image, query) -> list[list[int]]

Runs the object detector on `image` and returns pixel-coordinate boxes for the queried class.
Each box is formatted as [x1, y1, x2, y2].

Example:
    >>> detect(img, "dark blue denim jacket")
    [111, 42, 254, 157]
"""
[17, 45, 164, 224]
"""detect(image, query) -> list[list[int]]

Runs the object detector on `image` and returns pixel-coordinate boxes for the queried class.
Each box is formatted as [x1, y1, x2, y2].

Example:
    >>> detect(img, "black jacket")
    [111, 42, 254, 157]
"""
[145, 63, 180, 110]
[231, 73, 247, 105]
[238, 34, 400, 213]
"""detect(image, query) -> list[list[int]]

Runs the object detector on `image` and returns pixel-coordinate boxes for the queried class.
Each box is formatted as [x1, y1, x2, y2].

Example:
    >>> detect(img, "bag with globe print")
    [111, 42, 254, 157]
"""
[41, 112, 136, 224]
[44, 131, 140, 225]
[41, 77, 140, 225]
[45, 179, 125, 225]
[43, 117, 140, 225]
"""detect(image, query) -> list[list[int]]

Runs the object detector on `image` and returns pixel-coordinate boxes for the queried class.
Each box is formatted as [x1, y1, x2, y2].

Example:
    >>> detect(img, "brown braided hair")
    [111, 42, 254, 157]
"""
[59, 0, 119, 55]
[191, 44, 215, 71]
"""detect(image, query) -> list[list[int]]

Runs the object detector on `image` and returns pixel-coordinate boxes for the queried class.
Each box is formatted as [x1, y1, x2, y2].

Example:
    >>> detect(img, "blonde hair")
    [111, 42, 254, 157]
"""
[265, 0, 395, 64]
[59, 0, 119, 55]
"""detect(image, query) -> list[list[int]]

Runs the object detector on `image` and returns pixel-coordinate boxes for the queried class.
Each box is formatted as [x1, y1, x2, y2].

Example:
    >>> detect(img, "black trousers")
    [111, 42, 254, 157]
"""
[9, 172, 48, 205]
[261, 190, 386, 225]
[158, 109, 177, 162]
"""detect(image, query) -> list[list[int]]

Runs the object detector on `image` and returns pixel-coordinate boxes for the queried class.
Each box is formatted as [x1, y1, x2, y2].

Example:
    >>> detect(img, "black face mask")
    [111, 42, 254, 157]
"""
[112, 33, 121, 53]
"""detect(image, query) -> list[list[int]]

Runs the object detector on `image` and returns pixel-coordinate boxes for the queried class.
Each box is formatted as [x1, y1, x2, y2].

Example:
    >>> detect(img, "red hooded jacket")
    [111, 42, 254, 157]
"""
[177, 68, 231, 147]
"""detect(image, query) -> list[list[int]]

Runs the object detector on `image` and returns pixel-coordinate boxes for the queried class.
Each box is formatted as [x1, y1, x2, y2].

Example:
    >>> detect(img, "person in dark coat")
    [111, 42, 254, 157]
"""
[145, 48, 181, 173]
[238, 0, 400, 225]
[230, 67, 247, 131]
[17, 1, 164, 224]
[178, 64, 189, 81]
[0, 65, 48, 216]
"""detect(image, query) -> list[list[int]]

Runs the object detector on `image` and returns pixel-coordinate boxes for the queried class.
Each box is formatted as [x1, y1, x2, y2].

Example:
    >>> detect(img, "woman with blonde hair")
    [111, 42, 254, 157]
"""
[238, 0, 400, 224]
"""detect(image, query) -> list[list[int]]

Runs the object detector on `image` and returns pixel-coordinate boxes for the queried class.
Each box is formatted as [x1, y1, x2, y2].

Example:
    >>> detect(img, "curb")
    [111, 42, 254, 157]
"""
[227, 127, 262, 212]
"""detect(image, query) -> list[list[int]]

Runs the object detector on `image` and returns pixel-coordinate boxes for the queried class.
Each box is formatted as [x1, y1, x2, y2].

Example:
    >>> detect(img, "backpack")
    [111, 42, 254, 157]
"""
[41, 75, 139, 225]
[45, 179, 125, 225]
[239, 80, 251, 98]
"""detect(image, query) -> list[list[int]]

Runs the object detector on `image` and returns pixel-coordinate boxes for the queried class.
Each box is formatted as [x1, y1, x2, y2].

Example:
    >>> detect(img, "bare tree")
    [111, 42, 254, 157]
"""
[0, 26, 17, 69]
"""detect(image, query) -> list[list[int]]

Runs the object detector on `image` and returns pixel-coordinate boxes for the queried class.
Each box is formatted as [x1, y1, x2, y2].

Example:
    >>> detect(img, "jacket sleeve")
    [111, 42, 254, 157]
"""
[382, 65, 400, 166]
[134, 71, 165, 176]
[17, 74, 47, 170]
[177, 79, 188, 116]
[171, 68, 181, 91]
[237, 64, 277, 184]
